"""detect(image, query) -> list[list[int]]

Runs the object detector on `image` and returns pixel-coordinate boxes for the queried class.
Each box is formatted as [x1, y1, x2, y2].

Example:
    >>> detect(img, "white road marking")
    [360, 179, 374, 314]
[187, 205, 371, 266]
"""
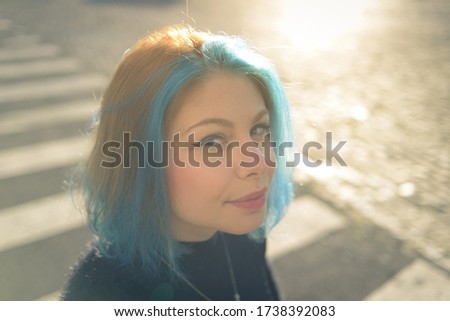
[2, 34, 41, 48]
[0, 19, 11, 31]
[0, 57, 82, 79]
[365, 259, 450, 300]
[0, 193, 86, 253]
[298, 165, 450, 272]
[35, 291, 60, 301]
[267, 195, 347, 261]
[0, 44, 61, 62]
[0, 73, 106, 104]
[0, 98, 99, 135]
[0, 136, 90, 180]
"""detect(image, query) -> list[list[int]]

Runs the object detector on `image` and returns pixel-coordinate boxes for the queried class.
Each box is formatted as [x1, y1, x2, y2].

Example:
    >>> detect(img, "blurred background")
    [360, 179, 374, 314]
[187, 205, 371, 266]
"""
[0, 0, 449, 300]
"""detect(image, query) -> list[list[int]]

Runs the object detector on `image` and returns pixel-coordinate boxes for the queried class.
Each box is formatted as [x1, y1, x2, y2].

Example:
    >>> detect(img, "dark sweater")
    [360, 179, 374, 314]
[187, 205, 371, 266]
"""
[61, 233, 279, 301]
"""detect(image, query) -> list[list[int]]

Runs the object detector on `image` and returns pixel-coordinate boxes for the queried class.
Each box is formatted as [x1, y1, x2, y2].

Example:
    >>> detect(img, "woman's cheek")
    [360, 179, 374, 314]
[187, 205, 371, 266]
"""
[166, 161, 226, 206]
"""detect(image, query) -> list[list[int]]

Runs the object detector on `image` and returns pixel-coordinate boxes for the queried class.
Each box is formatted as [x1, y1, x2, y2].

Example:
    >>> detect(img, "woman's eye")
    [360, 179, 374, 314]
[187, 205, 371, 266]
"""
[192, 135, 224, 149]
[251, 123, 271, 138]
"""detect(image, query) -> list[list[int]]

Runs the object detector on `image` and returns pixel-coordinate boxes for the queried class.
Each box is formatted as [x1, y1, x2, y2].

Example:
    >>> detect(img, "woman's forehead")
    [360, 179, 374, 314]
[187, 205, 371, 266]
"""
[166, 73, 268, 133]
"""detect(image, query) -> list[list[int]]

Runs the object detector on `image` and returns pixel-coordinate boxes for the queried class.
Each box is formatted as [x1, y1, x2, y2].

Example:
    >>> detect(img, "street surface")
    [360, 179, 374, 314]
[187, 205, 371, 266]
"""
[0, 0, 449, 300]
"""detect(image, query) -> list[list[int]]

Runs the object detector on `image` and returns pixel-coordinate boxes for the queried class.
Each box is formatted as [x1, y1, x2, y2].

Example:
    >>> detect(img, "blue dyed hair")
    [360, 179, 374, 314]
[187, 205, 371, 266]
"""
[79, 25, 294, 278]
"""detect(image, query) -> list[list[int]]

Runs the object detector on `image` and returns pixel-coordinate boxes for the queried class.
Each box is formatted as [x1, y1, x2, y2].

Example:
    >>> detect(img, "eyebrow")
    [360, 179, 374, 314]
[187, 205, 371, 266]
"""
[183, 109, 269, 133]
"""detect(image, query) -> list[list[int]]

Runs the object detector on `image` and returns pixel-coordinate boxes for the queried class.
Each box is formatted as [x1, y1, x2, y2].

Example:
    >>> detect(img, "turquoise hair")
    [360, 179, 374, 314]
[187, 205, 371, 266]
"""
[80, 30, 294, 279]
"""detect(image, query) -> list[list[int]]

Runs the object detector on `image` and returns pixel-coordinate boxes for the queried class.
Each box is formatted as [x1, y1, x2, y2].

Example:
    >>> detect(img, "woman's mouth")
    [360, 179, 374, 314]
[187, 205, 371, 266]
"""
[226, 188, 267, 211]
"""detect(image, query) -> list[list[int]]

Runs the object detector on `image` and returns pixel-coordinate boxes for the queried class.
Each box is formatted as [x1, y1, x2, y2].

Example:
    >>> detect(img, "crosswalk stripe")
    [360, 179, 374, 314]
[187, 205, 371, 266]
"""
[0, 98, 98, 135]
[0, 73, 106, 104]
[36, 291, 60, 301]
[0, 44, 61, 62]
[0, 136, 90, 180]
[365, 259, 450, 300]
[267, 195, 347, 261]
[2, 34, 41, 48]
[0, 19, 11, 31]
[297, 166, 450, 272]
[0, 193, 86, 253]
[0, 57, 82, 80]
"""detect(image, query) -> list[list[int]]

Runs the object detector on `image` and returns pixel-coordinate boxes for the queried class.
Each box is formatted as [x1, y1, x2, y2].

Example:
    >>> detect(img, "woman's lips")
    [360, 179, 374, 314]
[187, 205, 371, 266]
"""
[226, 188, 267, 210]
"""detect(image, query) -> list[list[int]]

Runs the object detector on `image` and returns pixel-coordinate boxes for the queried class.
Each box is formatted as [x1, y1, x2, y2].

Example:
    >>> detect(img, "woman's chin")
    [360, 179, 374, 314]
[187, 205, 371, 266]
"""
[221, 216, 265, 235]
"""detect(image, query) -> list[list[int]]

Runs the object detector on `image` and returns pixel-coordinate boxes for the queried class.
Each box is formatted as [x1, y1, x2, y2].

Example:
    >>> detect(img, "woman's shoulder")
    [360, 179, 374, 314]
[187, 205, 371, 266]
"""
[60, 244, 151, 301]
[61, 234, 269, 300]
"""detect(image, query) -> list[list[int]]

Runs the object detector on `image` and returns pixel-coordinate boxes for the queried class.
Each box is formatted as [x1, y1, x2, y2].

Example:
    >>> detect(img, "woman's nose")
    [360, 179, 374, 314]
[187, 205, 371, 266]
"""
[230, 139, 272, 179]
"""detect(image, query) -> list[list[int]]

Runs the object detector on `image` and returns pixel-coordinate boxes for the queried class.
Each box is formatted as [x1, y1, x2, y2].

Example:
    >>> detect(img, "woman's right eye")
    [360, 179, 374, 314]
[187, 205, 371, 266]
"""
[202, 141, 221, 148]
[191, 135, 224, 149]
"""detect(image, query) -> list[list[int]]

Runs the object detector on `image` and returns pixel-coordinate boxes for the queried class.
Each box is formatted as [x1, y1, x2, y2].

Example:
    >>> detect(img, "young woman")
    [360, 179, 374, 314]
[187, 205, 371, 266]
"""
[61, 25, 294, 301]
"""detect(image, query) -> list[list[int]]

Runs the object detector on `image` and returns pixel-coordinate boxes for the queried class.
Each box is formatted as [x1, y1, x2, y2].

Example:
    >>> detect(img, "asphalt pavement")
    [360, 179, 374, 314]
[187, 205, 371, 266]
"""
[1, 0, 449, 300]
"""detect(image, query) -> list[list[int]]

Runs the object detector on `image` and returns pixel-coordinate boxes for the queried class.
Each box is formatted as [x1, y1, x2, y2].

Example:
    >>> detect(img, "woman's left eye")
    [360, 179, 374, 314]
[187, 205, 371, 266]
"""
[250, 123, 271, 137]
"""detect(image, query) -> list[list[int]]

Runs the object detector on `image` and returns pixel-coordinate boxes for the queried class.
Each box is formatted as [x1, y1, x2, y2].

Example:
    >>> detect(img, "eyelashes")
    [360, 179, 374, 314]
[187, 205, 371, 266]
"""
[251, 123, 271, 138]
[191, 123, 272, 149]
[191, 134, 224, 148]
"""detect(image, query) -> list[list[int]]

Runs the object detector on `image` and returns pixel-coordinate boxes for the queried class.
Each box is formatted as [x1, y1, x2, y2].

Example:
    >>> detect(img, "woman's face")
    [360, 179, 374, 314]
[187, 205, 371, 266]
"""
[165, 72, 275, 242]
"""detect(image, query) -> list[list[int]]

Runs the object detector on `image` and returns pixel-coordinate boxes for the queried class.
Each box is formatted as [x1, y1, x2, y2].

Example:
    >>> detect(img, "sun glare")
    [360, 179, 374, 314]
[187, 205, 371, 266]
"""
[279, 0, 373, 51]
